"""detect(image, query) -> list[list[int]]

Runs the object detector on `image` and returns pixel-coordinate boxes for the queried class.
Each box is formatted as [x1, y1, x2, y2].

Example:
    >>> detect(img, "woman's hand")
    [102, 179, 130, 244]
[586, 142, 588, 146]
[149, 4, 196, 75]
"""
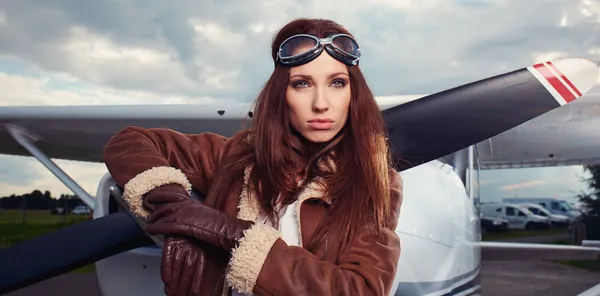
[144, 198, 254, 251]
[142, 184, 208, 296]
[159, 236, 206, 296]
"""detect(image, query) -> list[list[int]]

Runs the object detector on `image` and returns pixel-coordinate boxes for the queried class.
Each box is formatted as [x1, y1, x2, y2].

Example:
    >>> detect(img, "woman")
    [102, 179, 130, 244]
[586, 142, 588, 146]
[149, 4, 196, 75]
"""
[102, 17, 403, 296]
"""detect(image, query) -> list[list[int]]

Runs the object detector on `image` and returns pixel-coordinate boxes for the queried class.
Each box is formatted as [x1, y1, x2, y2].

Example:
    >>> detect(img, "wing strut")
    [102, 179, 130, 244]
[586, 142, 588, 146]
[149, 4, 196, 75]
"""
[480, 241, 600, 261]
[5, 124, 95, 208]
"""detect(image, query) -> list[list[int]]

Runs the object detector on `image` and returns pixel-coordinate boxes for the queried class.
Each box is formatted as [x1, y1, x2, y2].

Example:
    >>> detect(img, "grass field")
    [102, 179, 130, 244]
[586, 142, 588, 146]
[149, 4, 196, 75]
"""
[482, 227, 600, 273]
[0, 209, 89, 225]
[0, 209, 94, 274]
[548, 238, 600, 272]
[482, 227, 569, 241]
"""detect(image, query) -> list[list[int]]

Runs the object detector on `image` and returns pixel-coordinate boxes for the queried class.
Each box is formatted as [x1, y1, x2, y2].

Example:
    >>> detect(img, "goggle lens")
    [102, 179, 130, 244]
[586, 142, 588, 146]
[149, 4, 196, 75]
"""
[331, 35, 360, 58]
[277, 34, 361, 66]
[280, 36, 319, 59]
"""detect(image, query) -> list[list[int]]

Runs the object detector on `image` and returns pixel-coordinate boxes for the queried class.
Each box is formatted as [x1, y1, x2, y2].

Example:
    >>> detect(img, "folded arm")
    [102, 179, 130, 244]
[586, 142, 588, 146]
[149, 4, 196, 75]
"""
[226, 225, 400, 296]
[102, 126, 247, 217]
[226, 172, 404, 296]
[103, 126, 231, 191]
[142, 170, 404, 296]
[102, 126, 249, 296]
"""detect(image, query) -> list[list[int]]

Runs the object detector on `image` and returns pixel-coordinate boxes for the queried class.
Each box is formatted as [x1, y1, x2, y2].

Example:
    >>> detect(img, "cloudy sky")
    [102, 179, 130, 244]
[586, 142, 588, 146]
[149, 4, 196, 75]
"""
[0, 0, 599, 206]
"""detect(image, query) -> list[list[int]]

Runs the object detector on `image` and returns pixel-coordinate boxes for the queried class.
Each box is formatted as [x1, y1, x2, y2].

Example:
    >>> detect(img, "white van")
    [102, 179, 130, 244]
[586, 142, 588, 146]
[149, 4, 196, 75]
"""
[480, 202, 551, 230]
[519, 203, 570, 227]
[71, 205, 92, 215]
[502, 198, 580, 222]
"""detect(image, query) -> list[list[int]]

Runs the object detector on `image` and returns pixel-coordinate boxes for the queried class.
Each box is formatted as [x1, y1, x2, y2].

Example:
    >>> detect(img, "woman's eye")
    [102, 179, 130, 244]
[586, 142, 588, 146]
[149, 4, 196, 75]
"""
[331, 80, 346, 88]
[292, 81, 309, 88]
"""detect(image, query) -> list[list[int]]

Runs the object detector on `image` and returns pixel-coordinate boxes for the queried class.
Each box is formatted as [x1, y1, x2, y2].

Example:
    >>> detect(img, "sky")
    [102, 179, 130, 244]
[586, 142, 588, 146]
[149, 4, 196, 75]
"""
[0, 0, 599, 205]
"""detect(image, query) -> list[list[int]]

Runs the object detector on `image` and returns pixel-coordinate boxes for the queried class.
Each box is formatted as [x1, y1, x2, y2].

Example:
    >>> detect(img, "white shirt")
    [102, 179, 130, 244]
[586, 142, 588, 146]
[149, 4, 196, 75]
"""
[231, 199, 301, 296]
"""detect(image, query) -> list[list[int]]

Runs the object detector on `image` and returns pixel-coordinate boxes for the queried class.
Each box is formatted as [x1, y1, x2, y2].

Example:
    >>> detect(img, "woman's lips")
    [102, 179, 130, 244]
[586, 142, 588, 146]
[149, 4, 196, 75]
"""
[307, 118, 334, 130]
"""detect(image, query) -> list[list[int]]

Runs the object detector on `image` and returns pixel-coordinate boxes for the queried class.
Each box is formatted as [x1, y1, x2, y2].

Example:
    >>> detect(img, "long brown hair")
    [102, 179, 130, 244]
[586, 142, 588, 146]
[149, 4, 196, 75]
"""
[206, 18, 392, 251]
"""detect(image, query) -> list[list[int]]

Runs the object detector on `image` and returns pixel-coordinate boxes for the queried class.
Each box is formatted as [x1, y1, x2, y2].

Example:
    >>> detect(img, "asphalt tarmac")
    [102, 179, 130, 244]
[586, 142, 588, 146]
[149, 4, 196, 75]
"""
[480, 261, 600, 296]
[5, 273, 102, 296]
[4, 261, 600, 296]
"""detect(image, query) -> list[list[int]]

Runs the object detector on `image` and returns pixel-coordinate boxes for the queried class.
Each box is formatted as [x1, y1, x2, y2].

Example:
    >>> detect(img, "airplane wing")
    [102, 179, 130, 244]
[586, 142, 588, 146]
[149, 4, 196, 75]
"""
[480, 241, 600, 261]
[1, 64, 599, 169]
[477, 83, 600, 169]
[0, 102, 256, 163]
[0, 96, 427, 163]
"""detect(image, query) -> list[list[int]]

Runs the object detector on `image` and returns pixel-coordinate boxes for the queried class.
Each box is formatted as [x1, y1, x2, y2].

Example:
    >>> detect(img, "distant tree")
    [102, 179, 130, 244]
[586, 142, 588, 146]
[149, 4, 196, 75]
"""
[0, 190, 55, 210]
[576, 165, 600, 240]
[0, 190, 87, 210]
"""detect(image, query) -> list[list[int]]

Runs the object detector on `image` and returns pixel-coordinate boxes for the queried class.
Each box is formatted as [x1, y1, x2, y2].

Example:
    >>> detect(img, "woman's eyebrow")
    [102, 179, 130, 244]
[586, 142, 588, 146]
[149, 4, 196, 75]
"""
[290, 74, 312, 80]
[328, 72, 349, 78]
[290, 72, 349, 80]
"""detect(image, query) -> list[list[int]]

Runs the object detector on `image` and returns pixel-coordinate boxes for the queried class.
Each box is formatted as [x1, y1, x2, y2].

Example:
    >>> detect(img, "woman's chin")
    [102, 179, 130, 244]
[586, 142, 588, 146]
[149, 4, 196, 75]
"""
[301, 130, 338, 143]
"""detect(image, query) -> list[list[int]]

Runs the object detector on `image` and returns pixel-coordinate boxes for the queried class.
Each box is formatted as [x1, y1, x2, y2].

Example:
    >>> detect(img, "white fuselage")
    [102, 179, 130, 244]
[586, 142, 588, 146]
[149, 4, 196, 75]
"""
[391, 158, 481, 296]
[92, 147, 482, 296]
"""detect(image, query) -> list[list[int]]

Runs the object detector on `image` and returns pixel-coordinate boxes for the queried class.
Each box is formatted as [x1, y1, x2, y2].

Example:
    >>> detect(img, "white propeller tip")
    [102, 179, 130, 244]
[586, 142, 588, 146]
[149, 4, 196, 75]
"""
[548, 57, 599, 95]
[527, 57, 599, 105]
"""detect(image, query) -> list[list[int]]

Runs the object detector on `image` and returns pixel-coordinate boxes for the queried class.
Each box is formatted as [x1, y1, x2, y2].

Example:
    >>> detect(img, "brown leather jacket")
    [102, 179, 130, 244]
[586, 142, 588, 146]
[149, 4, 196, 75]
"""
[102, 126, 403, 296]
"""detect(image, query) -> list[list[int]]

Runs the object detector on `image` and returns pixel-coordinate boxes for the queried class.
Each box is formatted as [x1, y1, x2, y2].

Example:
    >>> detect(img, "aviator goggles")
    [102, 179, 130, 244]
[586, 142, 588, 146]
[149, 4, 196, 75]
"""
[276, 33, 361, 67]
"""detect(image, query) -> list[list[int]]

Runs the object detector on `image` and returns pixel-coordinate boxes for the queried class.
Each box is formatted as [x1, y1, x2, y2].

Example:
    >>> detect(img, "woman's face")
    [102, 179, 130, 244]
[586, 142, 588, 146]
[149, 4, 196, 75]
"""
[286, 51, 351, 143]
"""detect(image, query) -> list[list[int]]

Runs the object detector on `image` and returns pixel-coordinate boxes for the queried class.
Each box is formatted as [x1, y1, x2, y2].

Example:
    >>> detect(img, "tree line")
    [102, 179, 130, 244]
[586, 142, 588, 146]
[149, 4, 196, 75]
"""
[577, 165, 600, 240]
[0, 190, 86, 210]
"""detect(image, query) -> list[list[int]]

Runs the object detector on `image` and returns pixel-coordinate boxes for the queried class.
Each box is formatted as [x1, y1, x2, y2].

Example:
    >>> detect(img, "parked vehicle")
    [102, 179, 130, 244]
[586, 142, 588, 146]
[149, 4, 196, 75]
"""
[480, 202, 550, 230]
[71, 205, 92, 215]
[502, 198, 580, 222]
[519, 203, 570, 227]
[480, 215, 509, 233]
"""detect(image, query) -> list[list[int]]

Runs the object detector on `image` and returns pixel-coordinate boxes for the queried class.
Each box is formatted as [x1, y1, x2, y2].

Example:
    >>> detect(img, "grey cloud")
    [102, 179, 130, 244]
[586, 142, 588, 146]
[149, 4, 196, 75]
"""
[357, 0, 600, 95]
[0, 155, 45, 186]
[462, 24, 600, 63]
[0, 0, 320, 101]
[479, 165, 590, 203]
[0, 154, 107, 197]
[0, 0, 598, 99]
[457, 1, 600, 63]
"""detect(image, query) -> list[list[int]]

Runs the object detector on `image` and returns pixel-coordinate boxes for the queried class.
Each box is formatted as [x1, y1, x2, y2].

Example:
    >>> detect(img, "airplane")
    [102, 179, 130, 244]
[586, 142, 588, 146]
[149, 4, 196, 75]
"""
[1, 57, 600, 296]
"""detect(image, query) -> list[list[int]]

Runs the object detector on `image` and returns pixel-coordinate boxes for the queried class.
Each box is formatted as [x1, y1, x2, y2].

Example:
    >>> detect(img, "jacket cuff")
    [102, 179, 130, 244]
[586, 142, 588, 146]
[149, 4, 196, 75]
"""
[225, 223, 281, 294]
[122, 166, 192, 218]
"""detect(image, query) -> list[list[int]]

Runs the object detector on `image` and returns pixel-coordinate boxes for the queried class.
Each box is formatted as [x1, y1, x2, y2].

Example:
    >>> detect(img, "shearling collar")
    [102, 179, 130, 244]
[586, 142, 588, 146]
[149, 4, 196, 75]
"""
[237, 156, 335, 222]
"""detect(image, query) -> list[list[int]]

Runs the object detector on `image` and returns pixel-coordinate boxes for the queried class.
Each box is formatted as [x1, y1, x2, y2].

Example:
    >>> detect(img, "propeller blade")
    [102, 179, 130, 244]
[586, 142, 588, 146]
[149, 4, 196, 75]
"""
[0, 212, 152, 294]
[384, 57, 599, 170]
[0, 185, 206, 294]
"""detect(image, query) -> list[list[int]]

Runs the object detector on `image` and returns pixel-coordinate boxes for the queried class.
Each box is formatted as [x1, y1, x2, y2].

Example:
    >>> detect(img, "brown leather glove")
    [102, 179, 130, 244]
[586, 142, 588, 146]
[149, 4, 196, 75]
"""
[159, 236, 206, 296]
[142, 184, 191, 213]
[142, 184, 207, 296]
[144, 197, 254, 251]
